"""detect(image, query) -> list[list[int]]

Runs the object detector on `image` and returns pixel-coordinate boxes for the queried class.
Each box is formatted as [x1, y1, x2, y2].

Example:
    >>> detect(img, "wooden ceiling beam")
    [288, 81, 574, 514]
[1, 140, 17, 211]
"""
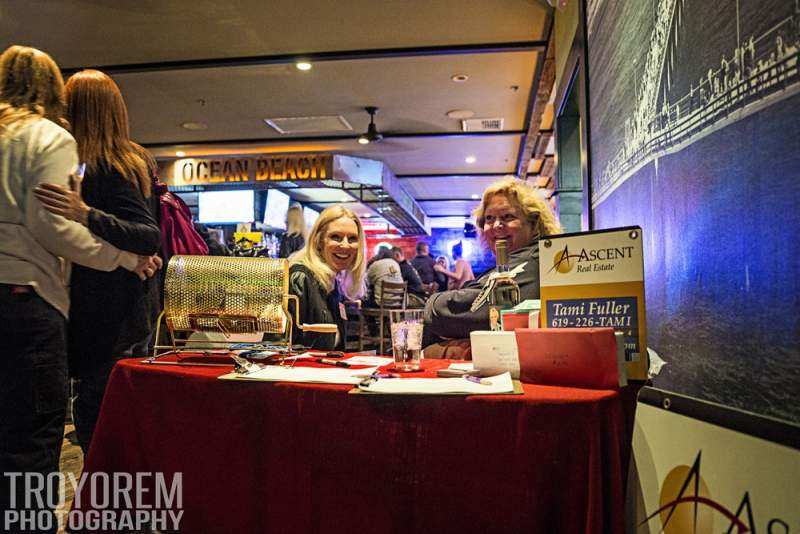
[515, 27, 556, 180]
[61, 41, 547, 76]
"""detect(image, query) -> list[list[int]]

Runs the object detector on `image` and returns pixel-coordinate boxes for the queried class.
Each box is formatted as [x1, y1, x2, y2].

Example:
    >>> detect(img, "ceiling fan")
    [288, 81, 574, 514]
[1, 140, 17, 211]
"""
[357, 106, 383, 145]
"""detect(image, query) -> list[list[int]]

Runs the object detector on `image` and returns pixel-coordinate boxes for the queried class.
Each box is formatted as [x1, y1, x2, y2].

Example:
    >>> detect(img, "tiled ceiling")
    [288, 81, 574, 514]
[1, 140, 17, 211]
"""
[418, 200, 481, 218]
[400, 176, 511, 200]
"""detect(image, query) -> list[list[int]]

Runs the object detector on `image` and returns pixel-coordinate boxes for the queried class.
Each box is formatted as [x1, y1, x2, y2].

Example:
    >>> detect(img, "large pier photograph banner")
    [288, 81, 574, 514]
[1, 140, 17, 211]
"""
[586, 0, 800, 422]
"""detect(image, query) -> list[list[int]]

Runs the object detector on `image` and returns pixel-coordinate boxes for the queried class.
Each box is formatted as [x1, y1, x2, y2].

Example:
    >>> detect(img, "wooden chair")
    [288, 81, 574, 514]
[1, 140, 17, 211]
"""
[359, 280, 407, 355]
[343, 300, 362, 352]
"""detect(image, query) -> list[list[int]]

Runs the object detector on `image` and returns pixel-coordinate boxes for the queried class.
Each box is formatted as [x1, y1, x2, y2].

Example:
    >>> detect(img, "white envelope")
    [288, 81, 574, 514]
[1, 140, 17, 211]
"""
[469, 331, 520, 379]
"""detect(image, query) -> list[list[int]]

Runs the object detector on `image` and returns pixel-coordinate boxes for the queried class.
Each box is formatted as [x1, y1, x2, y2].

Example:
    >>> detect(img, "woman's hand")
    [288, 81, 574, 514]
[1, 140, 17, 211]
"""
[133, 255, 163, 281]
[34, 180, 91, 225]
[434, 263, 445, 273]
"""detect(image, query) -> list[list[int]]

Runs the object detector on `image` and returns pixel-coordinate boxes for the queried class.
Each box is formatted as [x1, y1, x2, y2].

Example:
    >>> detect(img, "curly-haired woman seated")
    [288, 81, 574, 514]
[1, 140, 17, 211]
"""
[423, 178, 562, 348]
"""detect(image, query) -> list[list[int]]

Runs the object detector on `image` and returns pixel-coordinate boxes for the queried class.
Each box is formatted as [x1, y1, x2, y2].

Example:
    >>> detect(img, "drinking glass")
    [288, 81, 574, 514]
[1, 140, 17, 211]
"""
[389, 309, 424, 371]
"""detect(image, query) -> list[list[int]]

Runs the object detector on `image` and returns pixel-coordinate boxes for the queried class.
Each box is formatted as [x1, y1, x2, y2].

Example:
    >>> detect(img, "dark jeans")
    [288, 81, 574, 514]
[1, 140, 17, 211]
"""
[0, 285, 67, 534]
[72, 339, 147, 454]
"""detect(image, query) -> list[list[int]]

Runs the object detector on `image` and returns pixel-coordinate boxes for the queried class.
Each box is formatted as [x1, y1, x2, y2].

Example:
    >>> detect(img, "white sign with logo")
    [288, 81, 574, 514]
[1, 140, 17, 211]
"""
[539, 226, 648, 380]
[631, 399, 799, 533]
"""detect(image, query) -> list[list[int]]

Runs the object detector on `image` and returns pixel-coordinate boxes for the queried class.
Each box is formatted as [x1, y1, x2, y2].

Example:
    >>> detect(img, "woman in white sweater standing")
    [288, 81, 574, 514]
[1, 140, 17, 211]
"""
[0, 45, 155, 532]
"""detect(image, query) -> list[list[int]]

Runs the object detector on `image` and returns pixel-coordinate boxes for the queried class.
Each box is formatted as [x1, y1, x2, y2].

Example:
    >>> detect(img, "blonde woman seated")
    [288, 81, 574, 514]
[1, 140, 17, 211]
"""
[288, 206, 366, 350]
[423, 178, 562, 347]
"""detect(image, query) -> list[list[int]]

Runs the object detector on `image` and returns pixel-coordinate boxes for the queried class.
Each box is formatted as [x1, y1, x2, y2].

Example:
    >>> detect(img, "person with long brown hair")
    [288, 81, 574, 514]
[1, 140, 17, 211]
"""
[33, 69, 162, 453]
[0, 46, 155, 531]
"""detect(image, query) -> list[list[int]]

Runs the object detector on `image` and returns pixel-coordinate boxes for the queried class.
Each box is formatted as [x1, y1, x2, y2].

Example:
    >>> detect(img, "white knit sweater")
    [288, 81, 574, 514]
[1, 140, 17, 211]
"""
[0, 117, 138, 317]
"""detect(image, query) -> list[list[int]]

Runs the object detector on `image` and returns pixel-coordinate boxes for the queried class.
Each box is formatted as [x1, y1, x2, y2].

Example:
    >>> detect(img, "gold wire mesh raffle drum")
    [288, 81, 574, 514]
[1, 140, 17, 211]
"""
[164, 255, 289, 335]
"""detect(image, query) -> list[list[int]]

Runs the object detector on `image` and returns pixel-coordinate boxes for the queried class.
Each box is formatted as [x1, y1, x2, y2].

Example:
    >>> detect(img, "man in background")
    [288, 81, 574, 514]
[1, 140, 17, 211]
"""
[410, 241, 435, 286]
[391, 246, 426, 304]
[366, 246, 403, 307]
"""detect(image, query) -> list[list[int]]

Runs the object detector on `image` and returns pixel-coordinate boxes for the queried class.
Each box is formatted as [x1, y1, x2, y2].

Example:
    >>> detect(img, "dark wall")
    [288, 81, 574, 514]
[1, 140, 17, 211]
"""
[586, 0, 800, 423]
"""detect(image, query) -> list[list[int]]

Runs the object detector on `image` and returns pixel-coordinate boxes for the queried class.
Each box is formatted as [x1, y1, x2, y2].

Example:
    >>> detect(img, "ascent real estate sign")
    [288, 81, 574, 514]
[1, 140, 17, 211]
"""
[538, 226, 648, 380]
[165, 154, 333, 186]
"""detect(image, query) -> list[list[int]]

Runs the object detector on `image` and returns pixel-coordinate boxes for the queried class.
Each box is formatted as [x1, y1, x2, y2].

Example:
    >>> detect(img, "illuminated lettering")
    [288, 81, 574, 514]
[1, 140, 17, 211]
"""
[284, 159, 297, 180]
[222, 160, 234, 180]
[174, 155, 330, 185]
[197, 161, 209, 179]
[256, 159, 269, 181]
[181, 162, 193, 182]
[270, 158, 285, 180]
[235, 159, 249, 182]
[297, 158, 310, 179]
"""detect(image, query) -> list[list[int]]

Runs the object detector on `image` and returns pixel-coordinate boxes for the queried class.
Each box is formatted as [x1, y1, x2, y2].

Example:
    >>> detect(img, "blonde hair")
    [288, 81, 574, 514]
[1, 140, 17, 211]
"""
[286, 204, 307, 239]
[473, 177, 562, 242]
[66, 70, 154, 197]
[291, 205, 366, 300]
[0, 45, 67, 135]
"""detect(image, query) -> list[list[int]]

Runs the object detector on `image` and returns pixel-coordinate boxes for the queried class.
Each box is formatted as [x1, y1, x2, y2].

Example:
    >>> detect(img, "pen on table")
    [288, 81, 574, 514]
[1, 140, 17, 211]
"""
[354, 372, 400, 379]
[358, 372, 400, 387]
[465, 375, 493, 386]
[314, 358, 352, 368]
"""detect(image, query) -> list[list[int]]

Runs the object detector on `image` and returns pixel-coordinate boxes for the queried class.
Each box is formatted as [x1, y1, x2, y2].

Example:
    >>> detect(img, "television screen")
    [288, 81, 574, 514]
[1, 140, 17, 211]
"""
[197, 190, 254, 224]
[264, 189, 290, 230]
[303, 206, 319, 234]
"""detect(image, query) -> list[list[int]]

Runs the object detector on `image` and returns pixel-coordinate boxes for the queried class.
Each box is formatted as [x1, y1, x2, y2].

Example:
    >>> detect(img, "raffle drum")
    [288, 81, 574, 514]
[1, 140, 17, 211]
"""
[151, 255, 296, 360]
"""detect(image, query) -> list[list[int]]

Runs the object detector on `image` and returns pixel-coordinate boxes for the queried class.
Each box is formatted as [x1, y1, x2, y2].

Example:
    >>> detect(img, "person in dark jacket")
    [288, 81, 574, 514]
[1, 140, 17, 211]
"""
[410, 241, 436, 284]
[423, 178, 562, 346]
[391, 246, 425, 299]
[278, 203, 306, 258]
[33, 69, 162, 453]
[288, 205, 366, 350]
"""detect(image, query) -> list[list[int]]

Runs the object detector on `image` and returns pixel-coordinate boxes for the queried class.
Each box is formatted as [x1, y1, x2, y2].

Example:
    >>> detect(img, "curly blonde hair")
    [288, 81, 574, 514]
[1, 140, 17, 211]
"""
[473, 177, 562, 242]
[291, 205, 366, 300]
[0, 45, 67, 134]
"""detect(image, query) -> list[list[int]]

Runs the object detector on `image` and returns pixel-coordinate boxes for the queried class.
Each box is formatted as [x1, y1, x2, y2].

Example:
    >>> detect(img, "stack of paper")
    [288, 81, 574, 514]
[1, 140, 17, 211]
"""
[357, 372, 514, 395]
[219, 364, 378, 385]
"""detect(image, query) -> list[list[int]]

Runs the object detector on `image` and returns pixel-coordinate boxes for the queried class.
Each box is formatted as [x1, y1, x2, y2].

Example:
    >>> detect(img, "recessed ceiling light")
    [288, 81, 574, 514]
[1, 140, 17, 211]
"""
[446, 109, 475, 119]
[295, 61, 312, 71]
[451, 74, 469, 83]
[471, 194, 480, 199]
[181, 121, 207, 131]
[357, 135, 370, 145]
[465, 155, 477, 164]
[175, 151, 186, 157]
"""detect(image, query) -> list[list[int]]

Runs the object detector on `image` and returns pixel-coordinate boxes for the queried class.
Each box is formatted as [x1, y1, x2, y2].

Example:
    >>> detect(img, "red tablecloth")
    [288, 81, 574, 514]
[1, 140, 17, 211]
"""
[80, 358, 633, 533]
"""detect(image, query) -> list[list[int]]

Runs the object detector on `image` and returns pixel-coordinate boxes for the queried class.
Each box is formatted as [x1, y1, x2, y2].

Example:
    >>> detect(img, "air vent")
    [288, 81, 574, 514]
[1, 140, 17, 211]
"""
[461, 118, 504, 132]
[264, 115, 353, 134]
